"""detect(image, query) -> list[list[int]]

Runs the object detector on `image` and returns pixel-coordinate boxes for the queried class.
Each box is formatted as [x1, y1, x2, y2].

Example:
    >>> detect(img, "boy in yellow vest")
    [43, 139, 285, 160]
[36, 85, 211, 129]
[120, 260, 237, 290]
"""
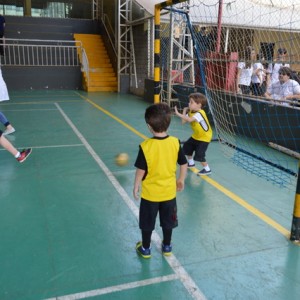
[175, 92, 212, 175]
[133, 103, 187, 258]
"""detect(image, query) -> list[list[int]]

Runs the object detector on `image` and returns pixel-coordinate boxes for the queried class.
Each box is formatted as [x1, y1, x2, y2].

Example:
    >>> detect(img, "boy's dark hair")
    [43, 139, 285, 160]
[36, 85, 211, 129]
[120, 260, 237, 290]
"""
[145, 103, 171, 133]
[279, 66, 292, 77]
[189, 92, 207, 107]
[279, 66, 300, 84]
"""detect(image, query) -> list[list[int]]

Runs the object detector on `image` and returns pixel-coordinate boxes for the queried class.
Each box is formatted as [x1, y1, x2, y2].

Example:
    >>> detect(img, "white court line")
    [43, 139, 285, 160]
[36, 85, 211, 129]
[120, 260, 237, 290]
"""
[54, 103, 207, 300]
[0, 144, 84, 152]
[45, 274, 179, 300]
[0, 108, 58, 111]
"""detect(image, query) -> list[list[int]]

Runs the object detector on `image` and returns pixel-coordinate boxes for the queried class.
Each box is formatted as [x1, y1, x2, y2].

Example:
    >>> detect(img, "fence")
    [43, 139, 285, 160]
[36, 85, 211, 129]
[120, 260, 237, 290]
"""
[1, 38, 89, 86]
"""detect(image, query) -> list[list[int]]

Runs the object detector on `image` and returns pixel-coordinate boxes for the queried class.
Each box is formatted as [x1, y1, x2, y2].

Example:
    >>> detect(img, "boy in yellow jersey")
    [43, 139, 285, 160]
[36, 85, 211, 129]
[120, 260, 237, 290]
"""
[133, 103, 187, 258]
[175, 92, 212, 176]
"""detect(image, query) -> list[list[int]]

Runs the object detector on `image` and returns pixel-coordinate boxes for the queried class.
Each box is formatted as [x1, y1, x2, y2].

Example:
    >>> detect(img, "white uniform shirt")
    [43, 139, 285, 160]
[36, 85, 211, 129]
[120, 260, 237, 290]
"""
[267, 79, 300, 104]
[251, 62, 264, 84]
[190, 111, 208, 131]
[237, 62, 253, 86]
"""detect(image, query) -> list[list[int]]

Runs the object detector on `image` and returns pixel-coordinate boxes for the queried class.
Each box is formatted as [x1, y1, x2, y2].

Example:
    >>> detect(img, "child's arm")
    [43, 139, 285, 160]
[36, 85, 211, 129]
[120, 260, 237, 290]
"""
[133, 168, 145, 200]
[174, 106, 195, 124]
[176, 163, 187, 191]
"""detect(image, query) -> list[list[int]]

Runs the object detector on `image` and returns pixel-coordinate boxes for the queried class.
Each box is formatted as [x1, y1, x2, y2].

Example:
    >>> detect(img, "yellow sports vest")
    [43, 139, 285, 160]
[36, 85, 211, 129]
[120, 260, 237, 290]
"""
[189, 109, 212, 142]
[140, 136, 179, 202]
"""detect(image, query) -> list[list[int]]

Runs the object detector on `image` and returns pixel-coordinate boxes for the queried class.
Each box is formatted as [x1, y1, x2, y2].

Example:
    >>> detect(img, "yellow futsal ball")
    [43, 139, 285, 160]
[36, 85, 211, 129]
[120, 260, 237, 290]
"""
[115, 153, 129, 166]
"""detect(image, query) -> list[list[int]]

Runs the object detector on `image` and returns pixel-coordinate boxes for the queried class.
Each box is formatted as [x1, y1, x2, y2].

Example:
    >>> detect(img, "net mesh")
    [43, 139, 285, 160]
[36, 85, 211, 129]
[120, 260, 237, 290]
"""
[159, 0, 299, 188]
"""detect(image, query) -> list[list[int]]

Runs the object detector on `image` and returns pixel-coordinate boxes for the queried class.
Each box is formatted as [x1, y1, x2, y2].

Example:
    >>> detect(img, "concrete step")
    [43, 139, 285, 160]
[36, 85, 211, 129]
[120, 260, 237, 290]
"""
[87, 86, 118, 92]
[74, 33, 118, 92]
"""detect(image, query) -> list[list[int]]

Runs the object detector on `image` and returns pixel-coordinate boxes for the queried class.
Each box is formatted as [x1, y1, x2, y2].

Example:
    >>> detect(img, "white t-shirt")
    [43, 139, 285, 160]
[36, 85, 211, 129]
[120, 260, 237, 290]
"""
[251, 62, 264, 84]
[237, 62, 253, 86]
[268, 62, 290, 85]
[267, 79, 300, 104]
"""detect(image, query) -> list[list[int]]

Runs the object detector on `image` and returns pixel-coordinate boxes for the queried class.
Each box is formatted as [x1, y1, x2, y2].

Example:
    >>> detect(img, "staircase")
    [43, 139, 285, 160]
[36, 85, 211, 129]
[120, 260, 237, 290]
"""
[74, 34, 118, 92]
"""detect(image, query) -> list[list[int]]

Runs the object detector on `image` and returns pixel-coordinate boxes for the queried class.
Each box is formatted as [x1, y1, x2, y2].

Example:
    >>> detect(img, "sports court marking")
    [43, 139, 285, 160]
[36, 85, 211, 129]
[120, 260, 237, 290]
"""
[76, 93, 291, 239]
[0, 144, 84, 152]
[0, 100, 81, 106]
[45, 274, 178, 300]
[54, 102, 207, 300]
[188, 168, 290, 238]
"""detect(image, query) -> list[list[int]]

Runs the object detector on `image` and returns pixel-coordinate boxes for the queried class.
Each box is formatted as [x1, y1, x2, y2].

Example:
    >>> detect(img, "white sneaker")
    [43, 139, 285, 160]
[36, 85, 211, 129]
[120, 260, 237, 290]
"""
[3, 127, 16, 136]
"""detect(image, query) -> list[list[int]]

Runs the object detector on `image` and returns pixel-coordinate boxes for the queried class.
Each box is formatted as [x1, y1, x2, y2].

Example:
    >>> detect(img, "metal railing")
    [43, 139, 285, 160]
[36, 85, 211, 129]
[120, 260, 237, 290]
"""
[0, 38, 89, 86]
[102, 14, 117, 57]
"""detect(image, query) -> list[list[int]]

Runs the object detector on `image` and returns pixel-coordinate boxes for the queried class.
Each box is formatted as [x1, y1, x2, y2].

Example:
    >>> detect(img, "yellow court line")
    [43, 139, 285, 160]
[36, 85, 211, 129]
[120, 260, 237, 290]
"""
[78, 93, 291, 239]
[189, 168, 290, 238]
[77, 93, 148, 140]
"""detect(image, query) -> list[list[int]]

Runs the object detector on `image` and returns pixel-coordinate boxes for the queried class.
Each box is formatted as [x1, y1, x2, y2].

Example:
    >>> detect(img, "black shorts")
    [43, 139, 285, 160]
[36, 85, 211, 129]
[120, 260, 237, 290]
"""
[0, 130, 2, 137]
[139, 198, 178, 231]
[183, 137, 209, 162]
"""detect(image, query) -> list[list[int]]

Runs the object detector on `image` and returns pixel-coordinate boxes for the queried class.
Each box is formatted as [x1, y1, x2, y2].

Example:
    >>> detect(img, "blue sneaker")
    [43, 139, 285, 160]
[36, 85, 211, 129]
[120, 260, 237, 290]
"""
[197, 169, 211, 176]
[162, 243, 172, 256]
[136, 241, 151, 258]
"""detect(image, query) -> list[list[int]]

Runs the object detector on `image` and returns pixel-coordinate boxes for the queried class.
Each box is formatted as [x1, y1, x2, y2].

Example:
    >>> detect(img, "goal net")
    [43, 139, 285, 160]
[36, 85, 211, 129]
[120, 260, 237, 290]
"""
[158, 0, 299, 188]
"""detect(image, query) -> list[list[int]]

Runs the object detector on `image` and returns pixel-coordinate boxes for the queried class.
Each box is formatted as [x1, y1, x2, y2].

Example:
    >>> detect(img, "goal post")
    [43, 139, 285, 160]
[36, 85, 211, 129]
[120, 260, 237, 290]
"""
[154, 0, 187, 103]
[154, 0, 300, 242]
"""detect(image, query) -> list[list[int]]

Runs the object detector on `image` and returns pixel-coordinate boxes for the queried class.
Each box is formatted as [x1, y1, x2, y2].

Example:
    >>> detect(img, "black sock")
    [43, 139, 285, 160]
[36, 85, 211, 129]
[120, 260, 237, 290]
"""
[162, 228, 172, 246]
[141, 230, 152, 249]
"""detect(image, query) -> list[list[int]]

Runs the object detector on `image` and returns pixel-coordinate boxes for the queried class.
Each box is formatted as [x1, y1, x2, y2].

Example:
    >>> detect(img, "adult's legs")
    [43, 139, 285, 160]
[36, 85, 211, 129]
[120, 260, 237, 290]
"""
[0, 111, 15, 135]
[0, 111, 9, 126]
[0, 130, 31, 162]
[0, 131, 19, 156]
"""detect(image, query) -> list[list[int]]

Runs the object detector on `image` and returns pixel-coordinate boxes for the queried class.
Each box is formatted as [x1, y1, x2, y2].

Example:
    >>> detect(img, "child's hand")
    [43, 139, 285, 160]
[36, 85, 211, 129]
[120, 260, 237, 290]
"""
[174, 106, 179, 115]
[182, 107, 188, 113]
[176, 179, 185, 191]
[133, 187, 140, 200]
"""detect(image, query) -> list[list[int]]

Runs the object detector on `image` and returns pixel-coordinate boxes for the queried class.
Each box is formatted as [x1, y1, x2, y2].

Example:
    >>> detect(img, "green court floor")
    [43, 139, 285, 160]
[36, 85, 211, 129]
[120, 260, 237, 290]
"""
[0, 90, 299, 300]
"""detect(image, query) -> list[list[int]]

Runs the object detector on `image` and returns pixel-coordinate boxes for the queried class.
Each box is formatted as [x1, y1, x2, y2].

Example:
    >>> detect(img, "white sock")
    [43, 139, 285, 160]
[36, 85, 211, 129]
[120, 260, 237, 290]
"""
[15, 152, 20, 158]
[204, 165, 210, 171]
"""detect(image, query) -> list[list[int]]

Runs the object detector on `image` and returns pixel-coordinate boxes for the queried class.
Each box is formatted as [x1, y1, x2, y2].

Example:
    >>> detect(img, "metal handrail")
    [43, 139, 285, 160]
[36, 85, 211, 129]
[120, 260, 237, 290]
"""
[102, 14, 117, 57]
[0, 37, 90, 87]
[80, 47, 89, 87]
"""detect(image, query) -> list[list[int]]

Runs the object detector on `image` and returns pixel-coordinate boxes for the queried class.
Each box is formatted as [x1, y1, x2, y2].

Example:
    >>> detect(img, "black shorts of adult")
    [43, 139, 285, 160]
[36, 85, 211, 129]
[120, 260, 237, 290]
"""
[251, 83, 264, 96]
[139, 198, 178, 231]
[183, 137, 209, 162]
[239, 84, 251, 95]
[0, 129, 2, 136]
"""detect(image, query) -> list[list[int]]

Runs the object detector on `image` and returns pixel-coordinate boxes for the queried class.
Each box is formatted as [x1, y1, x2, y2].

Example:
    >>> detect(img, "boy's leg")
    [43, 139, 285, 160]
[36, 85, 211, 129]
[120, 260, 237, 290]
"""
[136, 200, 158, 258]
[195, 142, 211, 175]
[162, 228, 172, 246]
[183, 138, 196, 167]
[136, 231, 152, 259]
[141, 230, 152, 249]
[160, 199, 177, 256]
